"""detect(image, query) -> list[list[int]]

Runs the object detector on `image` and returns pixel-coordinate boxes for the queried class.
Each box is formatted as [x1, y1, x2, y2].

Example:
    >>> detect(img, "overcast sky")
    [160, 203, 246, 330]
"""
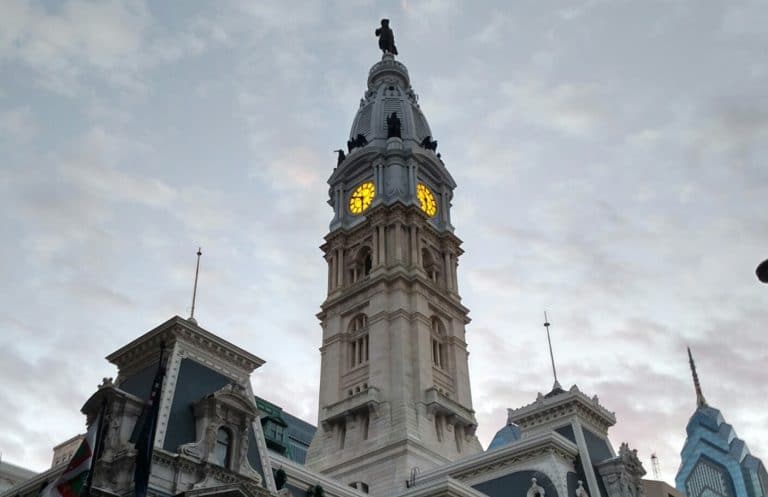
[1, 0, 767, 484]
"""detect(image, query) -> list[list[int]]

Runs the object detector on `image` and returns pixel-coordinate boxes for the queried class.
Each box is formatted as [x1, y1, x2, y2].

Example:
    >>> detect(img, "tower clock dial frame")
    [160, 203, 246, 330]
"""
[349, 181, 376, 215]
[416, 183, 437, 217]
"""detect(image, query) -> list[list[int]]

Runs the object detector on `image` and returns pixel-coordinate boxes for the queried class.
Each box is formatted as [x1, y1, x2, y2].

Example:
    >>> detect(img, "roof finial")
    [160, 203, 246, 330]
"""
[544, 311, 561, 390]
[687, 347, 707, 407]
[188, 247, 202, 325]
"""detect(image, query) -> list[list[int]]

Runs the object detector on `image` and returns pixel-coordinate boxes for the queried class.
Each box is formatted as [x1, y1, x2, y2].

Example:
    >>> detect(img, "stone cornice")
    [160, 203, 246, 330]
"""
[106, 316, 265, 377]
[268, 454, 365, 497]
[322, 201, 457, 253]
[417, 431, 579, 486]
[400, 477, 488, 497]
[0, 465, 60, 497]
[321, 387, 380, 425]
[319, 271, 469, 319]
[423, 387, 477, 430]
[507, 385, 616, 431]
[80, 382, 145, 423]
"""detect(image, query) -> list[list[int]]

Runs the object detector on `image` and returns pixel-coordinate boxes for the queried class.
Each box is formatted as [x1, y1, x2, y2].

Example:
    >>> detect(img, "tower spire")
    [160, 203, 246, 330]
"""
[544, 311, 561, 390]
[188, 247, 202, 325]
[687, 347, 707, 407]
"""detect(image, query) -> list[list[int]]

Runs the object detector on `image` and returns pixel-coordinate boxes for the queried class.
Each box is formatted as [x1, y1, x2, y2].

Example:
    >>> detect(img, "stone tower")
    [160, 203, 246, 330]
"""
[305, 53, 482, 494]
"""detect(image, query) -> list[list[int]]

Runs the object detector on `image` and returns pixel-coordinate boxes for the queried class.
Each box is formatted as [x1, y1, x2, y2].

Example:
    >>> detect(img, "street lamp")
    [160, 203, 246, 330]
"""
[757, 259, 768, 283]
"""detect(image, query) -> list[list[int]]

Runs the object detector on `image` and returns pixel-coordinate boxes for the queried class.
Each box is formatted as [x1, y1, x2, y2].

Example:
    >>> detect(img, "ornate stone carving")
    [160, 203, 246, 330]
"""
[180, 441, 203, 459]
[576, 480, 589, 497]
[527, 478, 546, 497]
[596, 443, 646, 497]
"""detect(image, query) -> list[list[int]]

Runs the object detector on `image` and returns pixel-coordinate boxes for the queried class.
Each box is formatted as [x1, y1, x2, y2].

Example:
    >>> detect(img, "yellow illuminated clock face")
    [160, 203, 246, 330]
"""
[416, 183, 437, 217]
[349, 181, 376, 215]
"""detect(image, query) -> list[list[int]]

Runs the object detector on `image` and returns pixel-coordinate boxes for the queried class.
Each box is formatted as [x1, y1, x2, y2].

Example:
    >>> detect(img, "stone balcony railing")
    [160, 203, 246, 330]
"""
[321, 387, 381, 427]
[424, 387, 477, 434]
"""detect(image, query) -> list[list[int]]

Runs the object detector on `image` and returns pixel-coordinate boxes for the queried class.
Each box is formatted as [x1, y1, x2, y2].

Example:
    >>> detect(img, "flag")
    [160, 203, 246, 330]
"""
[133, 346, 166, 497]
[40, 413, 101, 497]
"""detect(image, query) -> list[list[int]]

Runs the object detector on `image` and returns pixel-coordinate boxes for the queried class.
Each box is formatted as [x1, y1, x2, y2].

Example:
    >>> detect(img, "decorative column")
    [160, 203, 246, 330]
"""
[372, 225, 379, 267]
[394, 222, 402, 262]
[378, 226, 386, 266]
[337, 248, 345, 288]
[410, 226, 419, 266]
[443, 252, 453, 290]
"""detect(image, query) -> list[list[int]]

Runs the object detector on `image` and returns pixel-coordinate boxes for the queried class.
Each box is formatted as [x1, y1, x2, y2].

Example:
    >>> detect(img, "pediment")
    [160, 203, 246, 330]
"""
[196, 383, 258, 417]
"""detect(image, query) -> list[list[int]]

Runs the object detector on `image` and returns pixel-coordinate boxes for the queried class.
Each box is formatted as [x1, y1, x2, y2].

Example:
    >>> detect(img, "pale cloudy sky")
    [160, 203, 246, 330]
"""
[1, 0, 767, 484]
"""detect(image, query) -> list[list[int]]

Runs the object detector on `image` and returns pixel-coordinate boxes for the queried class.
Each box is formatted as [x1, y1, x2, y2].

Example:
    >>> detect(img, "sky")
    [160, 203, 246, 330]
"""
[1, 0, 767, 484]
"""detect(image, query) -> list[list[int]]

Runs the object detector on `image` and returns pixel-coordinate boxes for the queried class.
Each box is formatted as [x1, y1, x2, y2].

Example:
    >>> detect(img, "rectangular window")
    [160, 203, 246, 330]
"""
[265, 421, 284, 442]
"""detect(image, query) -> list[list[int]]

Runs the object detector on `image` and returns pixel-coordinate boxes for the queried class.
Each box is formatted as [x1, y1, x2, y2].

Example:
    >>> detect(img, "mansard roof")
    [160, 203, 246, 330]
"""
[106, 315, 265, 377]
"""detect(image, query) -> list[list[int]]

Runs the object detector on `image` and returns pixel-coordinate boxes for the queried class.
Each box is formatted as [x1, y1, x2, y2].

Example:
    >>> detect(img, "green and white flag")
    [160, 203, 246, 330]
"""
[40, 414, 101, 497]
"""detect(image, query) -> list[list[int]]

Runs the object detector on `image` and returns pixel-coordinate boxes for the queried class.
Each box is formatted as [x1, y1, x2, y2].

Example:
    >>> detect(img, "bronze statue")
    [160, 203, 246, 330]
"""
[333, 149, 346, 166]
[347, 133, 368, 152]
[375, 19, 398, 55]
[420, 135, 438, 152]
[386, 112, 401, 138]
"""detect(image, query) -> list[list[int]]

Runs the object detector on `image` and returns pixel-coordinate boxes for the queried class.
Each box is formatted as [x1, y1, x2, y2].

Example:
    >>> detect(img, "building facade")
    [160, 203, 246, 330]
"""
[675, 349, 768, 497]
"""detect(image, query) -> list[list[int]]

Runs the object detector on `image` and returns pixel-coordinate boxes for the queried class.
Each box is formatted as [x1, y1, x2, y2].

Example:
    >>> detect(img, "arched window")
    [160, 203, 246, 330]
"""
[431, 317, 446, 369]
[422, 248, 440, 284]
[348, 314, 369, 368]
[214, 427, 232, 468]
[349, 246, 373, 284]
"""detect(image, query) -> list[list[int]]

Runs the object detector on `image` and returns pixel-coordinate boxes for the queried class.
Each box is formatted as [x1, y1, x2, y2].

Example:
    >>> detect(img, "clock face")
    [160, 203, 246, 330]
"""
[349, 181, 376, 215]
[416, 183, 437, 217]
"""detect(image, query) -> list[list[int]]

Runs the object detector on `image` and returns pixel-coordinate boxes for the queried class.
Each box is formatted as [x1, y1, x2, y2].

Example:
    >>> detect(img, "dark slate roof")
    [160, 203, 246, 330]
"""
[254, 395, 316, 465]
[283, 412, 316, 445]
[473, 470, 559, 497]
[122, 357, 267, 483]
[488, 423, 522, 451]
[544, 386, 566, 399]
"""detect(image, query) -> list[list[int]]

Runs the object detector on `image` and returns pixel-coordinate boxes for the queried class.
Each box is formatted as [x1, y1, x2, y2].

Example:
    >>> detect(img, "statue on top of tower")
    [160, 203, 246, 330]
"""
[375, 19, 398, 55]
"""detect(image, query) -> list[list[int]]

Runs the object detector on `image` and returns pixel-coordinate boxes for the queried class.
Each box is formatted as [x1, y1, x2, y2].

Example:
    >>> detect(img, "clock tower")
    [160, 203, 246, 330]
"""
[305, 52, 482, 494]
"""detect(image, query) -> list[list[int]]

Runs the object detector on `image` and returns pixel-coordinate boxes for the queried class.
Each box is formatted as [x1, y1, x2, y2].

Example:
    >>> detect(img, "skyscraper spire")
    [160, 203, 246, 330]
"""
[687, 347, 707, 408]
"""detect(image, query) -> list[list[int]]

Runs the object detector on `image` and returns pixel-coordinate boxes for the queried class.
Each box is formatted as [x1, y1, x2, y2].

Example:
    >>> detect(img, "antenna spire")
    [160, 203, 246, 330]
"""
[687, 347, 707, 407]
[651, 453, 661, 480]
[188, 247, 202, 325]
[544, 311, 561, 390]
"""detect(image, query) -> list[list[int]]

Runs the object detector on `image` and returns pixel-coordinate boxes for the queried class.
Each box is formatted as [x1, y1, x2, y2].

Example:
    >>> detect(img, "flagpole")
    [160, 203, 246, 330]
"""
[133, 342, 167, 497]
[544, 311, 561, 390]
[82, 398, 108, 497]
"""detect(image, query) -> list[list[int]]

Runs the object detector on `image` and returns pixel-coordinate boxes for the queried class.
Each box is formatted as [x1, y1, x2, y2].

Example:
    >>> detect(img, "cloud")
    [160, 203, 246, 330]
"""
[255, 146, 324, 193]
[0, 0, 149, 94]
[58, 128, 176, 208]
[0, 0, 231, 95]
[493, 80, 609, 136]
[0, 107, 38, 142]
